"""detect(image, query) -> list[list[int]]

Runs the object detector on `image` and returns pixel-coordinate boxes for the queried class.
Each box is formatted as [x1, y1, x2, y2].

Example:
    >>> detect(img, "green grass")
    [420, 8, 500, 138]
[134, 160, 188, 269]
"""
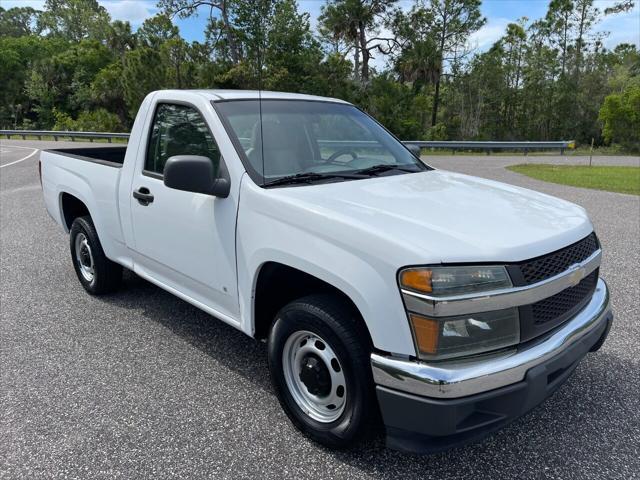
[417, 145, 639, 156]
[507, 164, 640, 195]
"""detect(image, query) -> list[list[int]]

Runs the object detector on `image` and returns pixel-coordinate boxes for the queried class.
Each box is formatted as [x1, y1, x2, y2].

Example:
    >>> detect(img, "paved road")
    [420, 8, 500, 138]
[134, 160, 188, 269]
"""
[1, 140, 639, 479]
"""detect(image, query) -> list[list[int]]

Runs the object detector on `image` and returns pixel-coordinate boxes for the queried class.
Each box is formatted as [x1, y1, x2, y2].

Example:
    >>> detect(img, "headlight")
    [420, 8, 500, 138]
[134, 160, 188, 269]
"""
[399, 266, 512, 297]
[409, 309, 520, 360]
[399, 265, 518, 360]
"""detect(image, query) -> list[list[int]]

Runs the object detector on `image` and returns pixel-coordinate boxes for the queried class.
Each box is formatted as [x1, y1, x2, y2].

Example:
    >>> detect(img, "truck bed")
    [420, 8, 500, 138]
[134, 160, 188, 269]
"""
[44, 146, 127, 167]
[41, 146, 129, 264]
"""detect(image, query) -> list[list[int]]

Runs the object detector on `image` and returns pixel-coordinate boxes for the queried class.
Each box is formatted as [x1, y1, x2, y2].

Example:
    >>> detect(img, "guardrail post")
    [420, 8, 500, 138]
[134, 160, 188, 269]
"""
[21, 134, 26, 140]
[71, 136, 75, 142]
[524, 148, 528, 156]
[108, 138, 112, 143]
[54, 135, 58, 141]
[560, 147, 564, 155]
[89, 137, 93, 143]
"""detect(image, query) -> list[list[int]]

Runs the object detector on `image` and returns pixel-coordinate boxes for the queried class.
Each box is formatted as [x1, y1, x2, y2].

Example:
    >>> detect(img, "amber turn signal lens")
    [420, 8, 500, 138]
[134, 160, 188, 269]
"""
[409, 314, 439, 355]
[400, 269, 433, 293]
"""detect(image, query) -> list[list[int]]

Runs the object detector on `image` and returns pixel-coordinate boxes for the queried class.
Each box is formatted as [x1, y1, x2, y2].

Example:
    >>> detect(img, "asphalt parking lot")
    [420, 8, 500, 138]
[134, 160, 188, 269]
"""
[1, 140, 639, 479]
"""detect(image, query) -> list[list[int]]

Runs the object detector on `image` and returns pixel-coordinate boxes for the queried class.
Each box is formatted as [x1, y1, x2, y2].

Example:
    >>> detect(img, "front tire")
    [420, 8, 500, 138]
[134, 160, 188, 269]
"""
[268, 294, 377, 449]
[70, 216, 122, 295]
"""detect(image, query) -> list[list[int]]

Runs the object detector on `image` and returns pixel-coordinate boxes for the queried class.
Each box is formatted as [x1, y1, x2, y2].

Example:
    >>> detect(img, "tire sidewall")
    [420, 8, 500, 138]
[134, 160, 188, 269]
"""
[70, 217, 99, 293]
[268, 301, 372, 447]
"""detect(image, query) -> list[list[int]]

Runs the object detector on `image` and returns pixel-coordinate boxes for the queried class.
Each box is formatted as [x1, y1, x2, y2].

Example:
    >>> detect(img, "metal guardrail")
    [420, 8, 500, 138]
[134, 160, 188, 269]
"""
[1, 130, 575, 153]
[0, 130, 130, 143]
[404, 140, 576, 154]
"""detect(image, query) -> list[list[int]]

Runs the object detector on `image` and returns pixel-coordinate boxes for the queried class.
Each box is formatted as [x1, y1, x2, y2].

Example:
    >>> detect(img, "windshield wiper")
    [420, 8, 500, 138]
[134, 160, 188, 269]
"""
[263, 171, 365, 187]
[354, 164, 421, 176]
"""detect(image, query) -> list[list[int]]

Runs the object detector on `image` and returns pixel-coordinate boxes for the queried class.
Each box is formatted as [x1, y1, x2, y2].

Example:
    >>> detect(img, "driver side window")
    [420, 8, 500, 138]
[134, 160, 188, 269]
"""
[146, 103, 220, 176]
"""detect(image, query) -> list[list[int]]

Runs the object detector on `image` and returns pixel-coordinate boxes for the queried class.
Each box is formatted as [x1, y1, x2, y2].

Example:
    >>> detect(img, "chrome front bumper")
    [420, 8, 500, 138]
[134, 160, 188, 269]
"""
[372, 278, 611, 399]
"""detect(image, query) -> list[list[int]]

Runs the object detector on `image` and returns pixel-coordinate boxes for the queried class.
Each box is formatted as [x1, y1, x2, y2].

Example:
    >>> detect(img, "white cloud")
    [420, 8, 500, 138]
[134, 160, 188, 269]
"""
[101, 0, 156, 26]
[593, 1, 640, 49]
[469, 17, 511, 52]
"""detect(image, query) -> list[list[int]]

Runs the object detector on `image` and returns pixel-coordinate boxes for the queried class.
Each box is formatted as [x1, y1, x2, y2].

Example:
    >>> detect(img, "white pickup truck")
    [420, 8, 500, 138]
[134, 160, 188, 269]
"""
[41, 90, 613, 453]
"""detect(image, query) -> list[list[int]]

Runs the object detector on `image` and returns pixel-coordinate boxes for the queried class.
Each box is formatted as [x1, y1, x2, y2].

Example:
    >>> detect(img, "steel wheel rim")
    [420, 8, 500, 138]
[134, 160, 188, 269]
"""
[282, 330, 347, 423]
[74, 232, 95, 283]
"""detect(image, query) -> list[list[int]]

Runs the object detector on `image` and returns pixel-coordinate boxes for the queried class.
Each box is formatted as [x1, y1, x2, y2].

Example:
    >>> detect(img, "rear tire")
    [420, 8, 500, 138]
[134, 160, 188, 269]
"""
[70, 216, 122, 294]
[268, 294, 377, 449]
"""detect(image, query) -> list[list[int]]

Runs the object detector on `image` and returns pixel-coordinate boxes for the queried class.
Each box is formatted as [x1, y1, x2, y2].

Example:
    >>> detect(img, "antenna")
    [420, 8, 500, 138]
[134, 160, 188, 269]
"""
[258, 1, 265, 186]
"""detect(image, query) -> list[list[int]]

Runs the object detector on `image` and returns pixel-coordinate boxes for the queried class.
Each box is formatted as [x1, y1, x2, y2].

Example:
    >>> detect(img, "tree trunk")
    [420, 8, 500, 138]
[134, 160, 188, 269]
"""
[561, 12, 569, 75]
[431, 76, 441, 127]
[575, 1, 587, 75]
[221, 0, 240, 64]
[432, 16, 447, 127]
[358, 22, 369, 83]
[353, 40, 360, 80]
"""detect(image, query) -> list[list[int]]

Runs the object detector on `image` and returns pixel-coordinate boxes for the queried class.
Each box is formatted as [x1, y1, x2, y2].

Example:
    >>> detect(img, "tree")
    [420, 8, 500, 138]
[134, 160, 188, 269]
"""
[137, 14, 180, 48]
[159, 0, 241, 64]
[23, 39, 112, 127]
[389, 5, 439, 89]
[0, 0, 637, 151]
[599, 80, 640, 151]
[53, 107, 122, 131]
[106, 20, 136, 58]
[0, 6, 40, 37]
[264, 0, 324, 92]
[91, 62, 128, 126]
[572, 0, 599, 75]
[319, 0, 398, 83]
[37, 0, 110, 42]
[161, 37, 193, 89]
[428, 0, 486, 126]
[122, 48, 166, 117]
[545, 0, 573, 76]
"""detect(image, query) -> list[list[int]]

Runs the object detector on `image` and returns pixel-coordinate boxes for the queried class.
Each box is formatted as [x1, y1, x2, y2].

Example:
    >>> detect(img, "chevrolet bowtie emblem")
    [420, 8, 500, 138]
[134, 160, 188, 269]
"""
[567, 265, 586, 287]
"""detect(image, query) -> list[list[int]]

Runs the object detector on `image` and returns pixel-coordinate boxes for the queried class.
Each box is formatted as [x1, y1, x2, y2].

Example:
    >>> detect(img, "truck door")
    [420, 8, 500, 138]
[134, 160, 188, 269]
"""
[129, 102, 239, 323]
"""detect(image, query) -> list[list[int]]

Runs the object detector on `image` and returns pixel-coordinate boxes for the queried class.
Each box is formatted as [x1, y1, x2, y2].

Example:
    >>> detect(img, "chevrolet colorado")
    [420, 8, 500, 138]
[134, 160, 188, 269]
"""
[40, 90, 613, 453]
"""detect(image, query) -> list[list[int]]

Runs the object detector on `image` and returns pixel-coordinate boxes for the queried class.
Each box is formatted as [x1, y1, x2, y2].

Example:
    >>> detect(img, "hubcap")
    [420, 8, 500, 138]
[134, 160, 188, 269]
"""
[282, 330, 347, 423]
[74, 233, 95, 283]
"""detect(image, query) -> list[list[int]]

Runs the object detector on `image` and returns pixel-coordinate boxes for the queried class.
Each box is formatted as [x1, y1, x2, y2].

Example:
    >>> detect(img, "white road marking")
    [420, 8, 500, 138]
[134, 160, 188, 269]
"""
[0, 144, 41, 150]
[0, 147, 39, 168]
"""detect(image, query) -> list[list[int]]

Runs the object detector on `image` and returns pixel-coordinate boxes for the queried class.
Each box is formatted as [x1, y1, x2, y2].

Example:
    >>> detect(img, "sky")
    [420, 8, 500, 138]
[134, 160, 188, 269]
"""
[4, 0, 640, 54]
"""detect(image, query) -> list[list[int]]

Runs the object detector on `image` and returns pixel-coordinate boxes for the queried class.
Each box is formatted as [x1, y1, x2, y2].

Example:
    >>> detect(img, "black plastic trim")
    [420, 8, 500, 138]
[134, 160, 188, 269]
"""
[376, 310, 613, 454]
[142, 169, 163, 180]
[43, 147, 126, 168]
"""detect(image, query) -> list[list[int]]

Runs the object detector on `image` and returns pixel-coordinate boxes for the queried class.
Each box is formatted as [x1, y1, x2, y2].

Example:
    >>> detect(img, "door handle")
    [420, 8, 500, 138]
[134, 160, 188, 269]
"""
[133, 187, 154, 205]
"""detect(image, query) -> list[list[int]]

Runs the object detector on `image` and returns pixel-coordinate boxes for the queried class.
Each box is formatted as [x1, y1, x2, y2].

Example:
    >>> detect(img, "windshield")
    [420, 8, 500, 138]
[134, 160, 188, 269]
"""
[214, 100, 426, 186]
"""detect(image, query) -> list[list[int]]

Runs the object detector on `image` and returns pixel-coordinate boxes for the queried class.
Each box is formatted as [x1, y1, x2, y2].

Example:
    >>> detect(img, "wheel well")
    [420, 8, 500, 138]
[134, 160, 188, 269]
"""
[253, 262, 371, 344]
[61, 193, 90, 230]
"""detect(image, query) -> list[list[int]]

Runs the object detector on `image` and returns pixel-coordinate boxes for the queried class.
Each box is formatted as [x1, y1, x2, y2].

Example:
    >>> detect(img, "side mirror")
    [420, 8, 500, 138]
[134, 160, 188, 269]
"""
[163, 155, 230, 198]
[406, 144, 422, 159]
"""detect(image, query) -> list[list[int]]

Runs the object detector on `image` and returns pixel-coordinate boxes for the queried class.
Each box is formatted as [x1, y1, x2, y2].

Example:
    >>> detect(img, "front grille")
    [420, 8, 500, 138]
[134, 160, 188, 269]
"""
[531, 270, 598, 325]
[511, 232, 601, 342]
[518, 233, 599, 285]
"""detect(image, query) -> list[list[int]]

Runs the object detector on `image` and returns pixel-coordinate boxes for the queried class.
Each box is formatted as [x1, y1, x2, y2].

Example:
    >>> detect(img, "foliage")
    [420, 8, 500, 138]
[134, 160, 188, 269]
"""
[53, 107, 121, 131]
[0, 0, 638, 153]
[37, 0, 111, 42]
[507, 164, 640, 195]
[599, 79, 640, 151]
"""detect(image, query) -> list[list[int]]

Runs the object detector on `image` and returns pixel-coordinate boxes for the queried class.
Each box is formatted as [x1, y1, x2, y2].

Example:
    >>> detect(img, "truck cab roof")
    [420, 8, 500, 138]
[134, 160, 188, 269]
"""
[160, 89, 351, 104]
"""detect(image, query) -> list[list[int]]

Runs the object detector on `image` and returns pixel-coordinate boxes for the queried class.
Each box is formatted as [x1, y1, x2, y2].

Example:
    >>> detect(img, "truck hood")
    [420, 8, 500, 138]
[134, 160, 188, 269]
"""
[271, 170, 593, 263]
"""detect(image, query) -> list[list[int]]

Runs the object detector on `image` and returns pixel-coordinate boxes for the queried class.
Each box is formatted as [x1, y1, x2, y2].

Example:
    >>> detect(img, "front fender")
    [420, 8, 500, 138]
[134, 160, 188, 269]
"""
[236, 180, 416, 356]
